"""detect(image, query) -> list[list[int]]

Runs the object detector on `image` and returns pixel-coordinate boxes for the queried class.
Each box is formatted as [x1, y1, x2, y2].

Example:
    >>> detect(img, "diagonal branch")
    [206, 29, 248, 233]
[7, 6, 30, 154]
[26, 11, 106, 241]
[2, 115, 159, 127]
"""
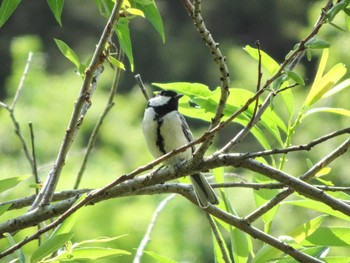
[244, 136, 350, 222]
[182, 0, 230, 161]
[31, 0, 125, 209]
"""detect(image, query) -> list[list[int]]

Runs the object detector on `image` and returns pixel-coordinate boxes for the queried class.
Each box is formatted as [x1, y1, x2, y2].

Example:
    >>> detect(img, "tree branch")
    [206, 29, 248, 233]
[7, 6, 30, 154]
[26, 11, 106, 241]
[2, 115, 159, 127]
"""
[182, 0, 230, 161]
[31, 0, 125, 209]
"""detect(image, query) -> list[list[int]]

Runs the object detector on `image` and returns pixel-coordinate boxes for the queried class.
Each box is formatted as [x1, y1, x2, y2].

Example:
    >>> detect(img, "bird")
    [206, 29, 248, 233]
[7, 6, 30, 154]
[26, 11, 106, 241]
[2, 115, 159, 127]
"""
[142, 89, 219, 208]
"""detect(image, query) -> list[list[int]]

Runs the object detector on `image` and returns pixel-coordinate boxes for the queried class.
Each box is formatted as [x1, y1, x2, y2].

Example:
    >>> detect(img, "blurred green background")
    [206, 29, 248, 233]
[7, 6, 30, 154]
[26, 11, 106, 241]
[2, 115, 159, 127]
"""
[1, 0, 350, 262]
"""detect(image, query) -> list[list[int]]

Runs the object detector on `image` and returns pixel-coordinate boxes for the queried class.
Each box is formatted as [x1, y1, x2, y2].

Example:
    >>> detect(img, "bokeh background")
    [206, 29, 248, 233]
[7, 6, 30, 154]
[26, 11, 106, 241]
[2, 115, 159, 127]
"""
[1, 0, 350, 262]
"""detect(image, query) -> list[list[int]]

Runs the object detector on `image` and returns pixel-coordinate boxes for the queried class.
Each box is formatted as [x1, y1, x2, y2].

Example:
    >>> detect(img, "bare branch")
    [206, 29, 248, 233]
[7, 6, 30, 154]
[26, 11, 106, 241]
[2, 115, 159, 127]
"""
[205, 213, 232, 263]
[31, 0, 125, 209]
[135, 74, 150, 101]
[182, 0, 230, 161]
[74, 51, 124, 189]
[11, 52, 33, 110]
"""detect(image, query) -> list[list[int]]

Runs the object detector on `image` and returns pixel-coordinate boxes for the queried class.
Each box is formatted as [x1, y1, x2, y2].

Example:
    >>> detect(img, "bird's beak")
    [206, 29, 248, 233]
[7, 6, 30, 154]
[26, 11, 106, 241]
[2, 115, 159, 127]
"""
[175, 94, 183, 100]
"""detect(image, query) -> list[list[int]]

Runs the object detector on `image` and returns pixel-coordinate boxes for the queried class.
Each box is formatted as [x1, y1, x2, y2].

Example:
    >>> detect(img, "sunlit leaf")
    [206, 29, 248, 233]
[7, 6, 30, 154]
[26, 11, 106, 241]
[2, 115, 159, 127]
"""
[152, 82, 213, 97]
[108, 56, 126, 70]
[73, 235, 128, 247]
[253, 216, 326, 263]
[253, 173, 279, 225]
[315, 167, 332, 177]
[54, 38, 81, 69]
[116, 18, 134, 71]
[279, 85, 294, 117]
[31, 232, 75, 263]
[144, 250, 177, 263]
[126, 7, 144, 17]
[50, 194, 87, 238]
[224, 198, 251, 263]
[302, 227, 350, 246]
[55, 247, 130, 260]
[0, 203, 11, 216]
[284, 199, 350, 221]
[304, 107, 350, 118]
[4, 233, 25, 263]
[0, 175, 30, 193]
[151, 83, 286, 149]
[322, 256, 350, 262]
[0, 0, 21, 28]
[322, 78, 350, 98]
[244, 45, 280, 75]
[275, 247, 328, 263]
[47, 0, 64, 26]
[305, 49, 346, 106]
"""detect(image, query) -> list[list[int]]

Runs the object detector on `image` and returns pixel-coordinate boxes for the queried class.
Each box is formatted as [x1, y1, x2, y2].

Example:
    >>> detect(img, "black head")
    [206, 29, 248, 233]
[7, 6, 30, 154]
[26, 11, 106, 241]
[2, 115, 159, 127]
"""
[147, 90, 183, 118]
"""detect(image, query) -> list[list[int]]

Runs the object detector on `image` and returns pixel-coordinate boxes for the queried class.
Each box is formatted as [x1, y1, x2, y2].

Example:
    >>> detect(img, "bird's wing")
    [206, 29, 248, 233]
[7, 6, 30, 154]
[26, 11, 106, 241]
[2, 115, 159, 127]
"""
[179, 112, 196, 153]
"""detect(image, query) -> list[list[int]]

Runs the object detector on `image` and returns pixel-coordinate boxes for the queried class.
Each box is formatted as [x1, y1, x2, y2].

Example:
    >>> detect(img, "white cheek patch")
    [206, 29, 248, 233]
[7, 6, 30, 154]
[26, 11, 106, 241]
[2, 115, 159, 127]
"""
[149, 96, 171, 107]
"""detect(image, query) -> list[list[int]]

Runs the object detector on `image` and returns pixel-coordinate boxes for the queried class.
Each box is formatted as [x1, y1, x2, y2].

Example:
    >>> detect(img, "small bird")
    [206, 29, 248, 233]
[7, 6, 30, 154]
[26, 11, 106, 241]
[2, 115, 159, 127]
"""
[142, 89, 219, 208]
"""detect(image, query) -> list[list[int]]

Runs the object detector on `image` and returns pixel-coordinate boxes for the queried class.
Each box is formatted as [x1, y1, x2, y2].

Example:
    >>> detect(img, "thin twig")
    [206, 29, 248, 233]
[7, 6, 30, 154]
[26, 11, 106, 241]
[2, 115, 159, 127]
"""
[133, 194, 176, 263]
[206, 213, 232, 263]
[29, 123, 40, 193]
[135, 74, 150, 101]
[11, 52, 33, 110]
[242, 126, 350, 159]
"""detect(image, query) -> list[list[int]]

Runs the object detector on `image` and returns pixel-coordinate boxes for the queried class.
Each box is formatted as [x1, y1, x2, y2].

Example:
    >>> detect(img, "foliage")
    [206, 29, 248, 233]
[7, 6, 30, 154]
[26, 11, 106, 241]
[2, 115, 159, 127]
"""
[1, 0, 350, 263]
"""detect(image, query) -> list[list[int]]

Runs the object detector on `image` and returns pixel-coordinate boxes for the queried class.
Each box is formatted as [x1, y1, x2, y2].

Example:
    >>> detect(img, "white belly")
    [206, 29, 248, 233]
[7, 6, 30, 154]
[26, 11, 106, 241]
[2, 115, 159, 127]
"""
[142, 109, 192, 165]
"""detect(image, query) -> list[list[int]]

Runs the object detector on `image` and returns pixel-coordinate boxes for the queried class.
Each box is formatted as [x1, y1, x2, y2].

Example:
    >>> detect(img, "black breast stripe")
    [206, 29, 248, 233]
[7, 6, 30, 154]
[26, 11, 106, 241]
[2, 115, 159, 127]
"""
[156, 118, 166, 155]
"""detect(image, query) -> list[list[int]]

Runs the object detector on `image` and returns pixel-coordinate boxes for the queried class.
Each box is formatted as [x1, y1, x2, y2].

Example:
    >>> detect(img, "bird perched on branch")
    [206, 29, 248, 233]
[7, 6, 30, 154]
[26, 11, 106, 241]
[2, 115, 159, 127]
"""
[142, 89, 219, 208]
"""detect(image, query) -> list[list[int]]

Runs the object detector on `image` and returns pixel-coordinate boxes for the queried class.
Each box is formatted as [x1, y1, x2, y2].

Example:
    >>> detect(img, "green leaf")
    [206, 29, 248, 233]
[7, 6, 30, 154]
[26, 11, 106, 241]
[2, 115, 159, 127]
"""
[305, 49, 347, 106]
[0, 0, 21, 28]
[152, 82, 213, 97]
[253, 174, 279, 225]
[327, 0, 350, 21]
[144, 250, 177, 263]
[54, 247, 130, 261]
[132, 0, 165, 42]
[286, 71, 305, 85]
[31, 232, 75, 263]
[108, 55, 126, 70]
[126, 7, 144, 17]
[275, 247, 328, 263]
[323, 78, 350, 98]
[284, 199, 350, 221]
[212, 219, 231, 263]
[47, 0, 64, 26]
[304, 107, 350, 118]
[54, 38, 81, 69]
[151, 83, 286, 149]
[305, 38, 331, 49]
[323, 256, 350, 263]
[244, 45, 280, 75]
[51, 194, 86, 239]
[0, 203, 11, 216]
[279, 85, 294, 117]
[302, 227, 350, 246]
[73, 235, 128, 247]
[4, 233, 25, 263]
[253, 216, 326, 263]
[0, 175, 30, 193]
[116, 18, 134, 71]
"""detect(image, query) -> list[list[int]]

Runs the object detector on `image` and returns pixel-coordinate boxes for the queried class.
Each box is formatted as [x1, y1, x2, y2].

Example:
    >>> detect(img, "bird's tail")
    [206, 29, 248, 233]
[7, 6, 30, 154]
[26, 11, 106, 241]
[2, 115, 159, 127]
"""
[190, 173, 219, 208]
